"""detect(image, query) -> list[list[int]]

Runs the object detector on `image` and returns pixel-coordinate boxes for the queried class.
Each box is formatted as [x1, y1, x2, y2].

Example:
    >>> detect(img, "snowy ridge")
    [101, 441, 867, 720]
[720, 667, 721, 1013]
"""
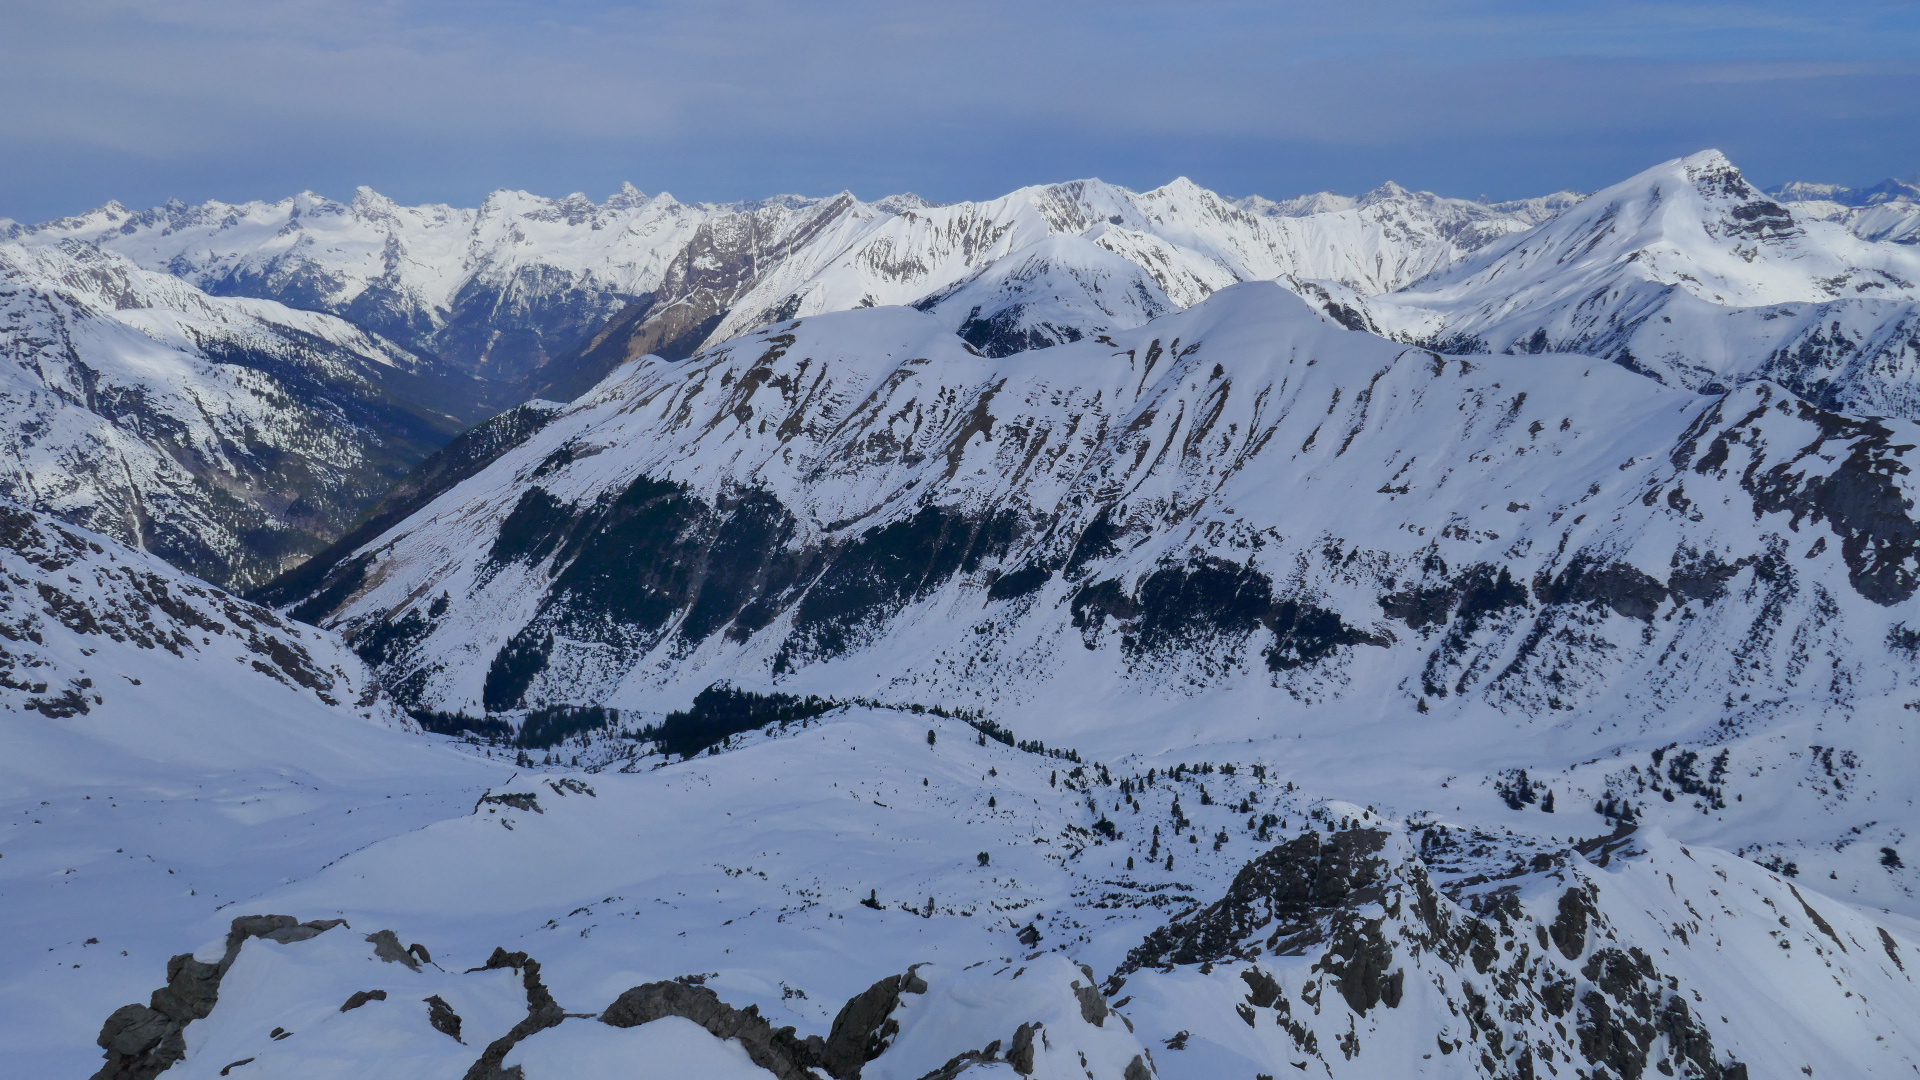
[1770, 174, 1920, 246]
[1369, 151, 1920, 419]
[0, 240, 476, 588]
[20, 154, 1920, 1080]
[9, 185, 718, 383]
[13, 178, 1577, 401]
[0, 500, 388, 735]
[547, 177, 1580, 400]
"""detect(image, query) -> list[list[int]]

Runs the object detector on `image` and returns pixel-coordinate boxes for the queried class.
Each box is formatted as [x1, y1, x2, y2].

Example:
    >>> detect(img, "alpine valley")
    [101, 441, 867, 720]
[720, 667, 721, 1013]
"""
[7, 151, 1920, 1080]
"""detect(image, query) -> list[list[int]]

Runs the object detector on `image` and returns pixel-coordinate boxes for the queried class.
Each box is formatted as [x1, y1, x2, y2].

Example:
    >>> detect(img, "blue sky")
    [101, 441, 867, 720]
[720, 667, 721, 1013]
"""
[3, 0, 1917, 220]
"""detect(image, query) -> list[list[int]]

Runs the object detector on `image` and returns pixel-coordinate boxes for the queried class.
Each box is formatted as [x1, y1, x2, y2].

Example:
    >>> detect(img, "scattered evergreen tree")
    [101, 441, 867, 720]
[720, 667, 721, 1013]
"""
[516, 705, 618, 750]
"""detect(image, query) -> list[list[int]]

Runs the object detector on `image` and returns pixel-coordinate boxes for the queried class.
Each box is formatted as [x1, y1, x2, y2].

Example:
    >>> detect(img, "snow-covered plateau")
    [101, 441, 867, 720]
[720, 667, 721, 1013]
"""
[8, 150, 1920, 1080]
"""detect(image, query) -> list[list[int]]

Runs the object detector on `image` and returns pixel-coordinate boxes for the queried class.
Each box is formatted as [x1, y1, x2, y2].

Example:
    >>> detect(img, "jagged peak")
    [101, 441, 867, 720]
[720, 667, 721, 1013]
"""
[1359, 180, 1412, 203]
[350, 186, 400, 215]
[1679, 147, 1736, 171]
[1150, 176, 1211, 198]
[873, 192, 941, 213]
[605, 181, 651, 210]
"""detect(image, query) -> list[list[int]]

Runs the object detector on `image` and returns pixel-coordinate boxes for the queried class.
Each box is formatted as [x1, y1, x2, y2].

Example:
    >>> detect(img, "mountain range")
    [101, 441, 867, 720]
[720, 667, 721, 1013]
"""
[7, 150, 1920, 1080]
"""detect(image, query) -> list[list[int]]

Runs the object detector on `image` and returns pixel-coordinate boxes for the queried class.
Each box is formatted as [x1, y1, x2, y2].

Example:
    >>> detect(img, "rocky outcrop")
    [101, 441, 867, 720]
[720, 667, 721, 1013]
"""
[592, 966, 931, 1080]
[1114, 819, 1756, 1079]
[90, 916, 346, 1080]
[367, 929, 422, 969]
[1119, 827, 1393, 973]
[819, 968, 929, 1079]
[600, 980, 824, 1080]
[461, 949, 567, 1080]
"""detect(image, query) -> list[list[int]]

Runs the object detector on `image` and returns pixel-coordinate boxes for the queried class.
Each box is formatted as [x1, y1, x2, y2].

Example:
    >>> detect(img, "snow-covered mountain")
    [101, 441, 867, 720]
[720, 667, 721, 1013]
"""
[542, 178, 1582, 399]
[273, 282, 1920, 913]
[10, 179, 1580, 403]
[35, 280, 1904, 1078]
[4, 185, 720, 386]
[0, 240, 492, 589]
[20, 153, 1920, 1080]
[1770, 174, 1920, 246]
[1370, 151, 1920, 419]
[4, 275, 1915, 1080]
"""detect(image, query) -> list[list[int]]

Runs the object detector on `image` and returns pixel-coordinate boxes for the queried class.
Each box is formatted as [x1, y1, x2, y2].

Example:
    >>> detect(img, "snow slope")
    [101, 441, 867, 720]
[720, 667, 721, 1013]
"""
[26, 158, 1920, 1080]
[0, 240, 496, 589]
[0, 501, 510, 1077]
[20, 282, 1920, 1079]
[272, 281, 1920, 925]
[1371, 152, 1920, 419]
[58, 706, 1920, 1080]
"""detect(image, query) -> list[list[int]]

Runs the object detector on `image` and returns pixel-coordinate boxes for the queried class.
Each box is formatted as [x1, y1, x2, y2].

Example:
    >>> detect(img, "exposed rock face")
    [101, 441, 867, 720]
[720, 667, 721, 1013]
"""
[89, 916, 345, 1080]
[1120, 828, 1394, 974]
[1112, 819, 1770, 1079]
[339, 990, 388, 1012]
[366, 929, 422, 969]
[425, 996, 465, 1043]
[600, 980, 825, 1080]
[819, 969, 929, 1079]
[588, 967, 934, 1080]
[1007, 1022, 1038, 1075]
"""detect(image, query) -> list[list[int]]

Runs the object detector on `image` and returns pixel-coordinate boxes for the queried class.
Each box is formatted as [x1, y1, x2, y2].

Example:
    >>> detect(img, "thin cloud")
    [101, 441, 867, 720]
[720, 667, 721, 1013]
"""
[1, 0, 1915, 218]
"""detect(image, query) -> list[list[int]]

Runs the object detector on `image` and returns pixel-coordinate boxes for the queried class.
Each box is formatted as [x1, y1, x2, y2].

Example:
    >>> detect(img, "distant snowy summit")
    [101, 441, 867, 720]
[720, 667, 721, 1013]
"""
[1368, 150, 1920, 419]
[4, 150, 1918, 595]
[6, 176, 1582, 397]
[1768, 171, 1920, 245]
